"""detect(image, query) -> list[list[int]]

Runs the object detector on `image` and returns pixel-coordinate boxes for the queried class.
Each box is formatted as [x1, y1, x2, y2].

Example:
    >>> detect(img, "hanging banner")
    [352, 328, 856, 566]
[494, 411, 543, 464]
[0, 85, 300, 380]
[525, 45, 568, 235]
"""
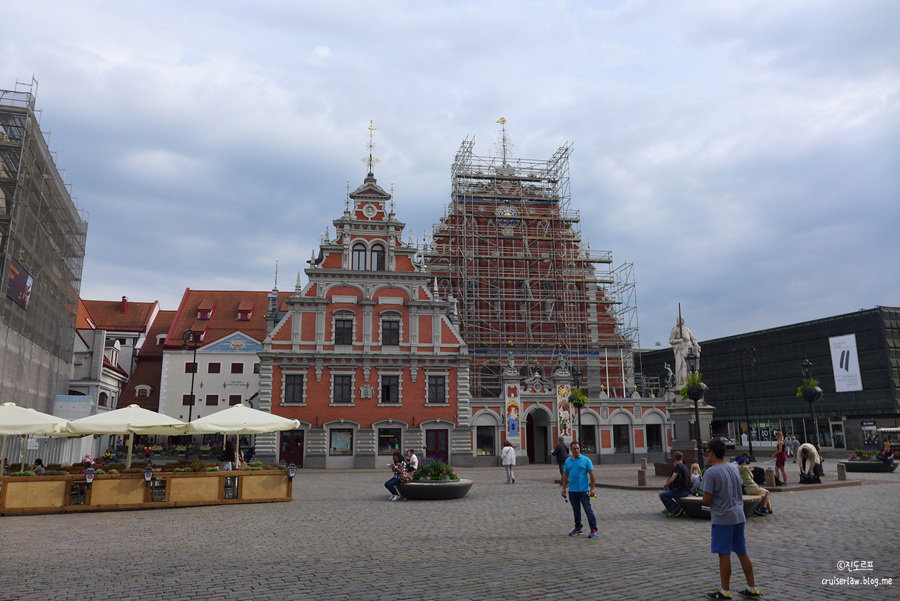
[557, 384, 572, 438]
[829, 334, 863, 392]
[505, 383, 520, 438]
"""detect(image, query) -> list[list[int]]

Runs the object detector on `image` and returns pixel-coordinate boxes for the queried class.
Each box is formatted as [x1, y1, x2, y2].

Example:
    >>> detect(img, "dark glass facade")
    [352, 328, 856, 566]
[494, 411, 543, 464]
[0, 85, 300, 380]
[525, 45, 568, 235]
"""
[637, 307, 900, 449]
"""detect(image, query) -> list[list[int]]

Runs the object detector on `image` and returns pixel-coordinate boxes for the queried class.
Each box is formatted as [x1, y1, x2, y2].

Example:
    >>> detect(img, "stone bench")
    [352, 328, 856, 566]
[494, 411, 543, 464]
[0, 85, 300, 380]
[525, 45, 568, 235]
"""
[675, 494, 762, 519]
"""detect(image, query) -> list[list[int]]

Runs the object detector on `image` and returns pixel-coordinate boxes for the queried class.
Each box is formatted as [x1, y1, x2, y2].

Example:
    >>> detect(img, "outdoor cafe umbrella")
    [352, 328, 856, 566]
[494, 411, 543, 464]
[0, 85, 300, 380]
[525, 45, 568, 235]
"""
[0, 402, 71, 472]
[67, 404, 188, 467]
[185, 404, 300, 465]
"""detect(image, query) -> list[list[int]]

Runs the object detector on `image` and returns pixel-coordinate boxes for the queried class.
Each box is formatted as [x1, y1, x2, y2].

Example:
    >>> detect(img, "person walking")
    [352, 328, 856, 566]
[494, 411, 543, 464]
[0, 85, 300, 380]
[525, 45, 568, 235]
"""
[560, 442, 597, 538]
[701, 438, 760, 599]
[790, 436, 800, 463]
[500, 440, 516, 484]
[551, 436, 569, 477]
[659, 451, 691, 517]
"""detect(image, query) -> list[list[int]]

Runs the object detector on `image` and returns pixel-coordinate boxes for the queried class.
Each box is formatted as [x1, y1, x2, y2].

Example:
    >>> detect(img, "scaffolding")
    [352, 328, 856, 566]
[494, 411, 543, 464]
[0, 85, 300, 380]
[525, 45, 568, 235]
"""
[0, 80, 88, 408]
[424, 134, 637, 398]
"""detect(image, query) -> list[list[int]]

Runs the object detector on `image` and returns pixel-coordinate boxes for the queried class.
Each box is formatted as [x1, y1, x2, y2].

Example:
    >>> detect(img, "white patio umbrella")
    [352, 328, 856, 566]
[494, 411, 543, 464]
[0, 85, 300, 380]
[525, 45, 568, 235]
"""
[185, 404, 300, 466]
[0, 402, 71, 472]
[67, 404, 188, 467]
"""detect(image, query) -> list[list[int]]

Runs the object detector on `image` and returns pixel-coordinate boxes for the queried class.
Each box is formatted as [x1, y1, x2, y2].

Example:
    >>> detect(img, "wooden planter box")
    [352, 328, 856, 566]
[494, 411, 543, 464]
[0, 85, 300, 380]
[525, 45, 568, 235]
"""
[1, 470, 294, 515]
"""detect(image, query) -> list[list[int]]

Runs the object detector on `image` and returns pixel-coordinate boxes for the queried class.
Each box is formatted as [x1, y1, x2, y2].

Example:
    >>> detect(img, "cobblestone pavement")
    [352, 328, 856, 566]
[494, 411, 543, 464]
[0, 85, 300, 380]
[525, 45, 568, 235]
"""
[1, 463, 897, 601]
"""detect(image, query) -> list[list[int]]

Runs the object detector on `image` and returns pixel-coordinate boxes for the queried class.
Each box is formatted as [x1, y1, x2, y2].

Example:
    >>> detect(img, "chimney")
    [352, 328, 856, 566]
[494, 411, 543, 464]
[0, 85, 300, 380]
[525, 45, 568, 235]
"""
[120, 296, 129, 314]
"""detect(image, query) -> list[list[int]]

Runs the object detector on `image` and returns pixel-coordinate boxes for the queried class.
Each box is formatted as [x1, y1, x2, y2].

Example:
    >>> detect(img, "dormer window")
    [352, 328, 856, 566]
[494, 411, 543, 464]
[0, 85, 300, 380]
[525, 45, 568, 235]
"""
[197, 299, 216, 320]
[156, 334, 167, 346]
[237, 300, 254, 321]
[135, 385, 152, 398]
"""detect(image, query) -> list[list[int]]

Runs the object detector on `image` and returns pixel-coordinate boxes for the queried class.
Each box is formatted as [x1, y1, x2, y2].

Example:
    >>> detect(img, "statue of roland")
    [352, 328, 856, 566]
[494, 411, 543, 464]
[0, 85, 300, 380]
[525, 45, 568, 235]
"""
[669, 315, 701, 389]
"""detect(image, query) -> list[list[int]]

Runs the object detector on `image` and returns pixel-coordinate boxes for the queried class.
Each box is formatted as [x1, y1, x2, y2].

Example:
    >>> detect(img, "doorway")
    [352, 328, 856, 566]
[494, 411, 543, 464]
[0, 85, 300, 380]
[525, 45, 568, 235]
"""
[425, 429, 449, 463]
[526, 412, 549, 464]
[280, 430, 304, 468]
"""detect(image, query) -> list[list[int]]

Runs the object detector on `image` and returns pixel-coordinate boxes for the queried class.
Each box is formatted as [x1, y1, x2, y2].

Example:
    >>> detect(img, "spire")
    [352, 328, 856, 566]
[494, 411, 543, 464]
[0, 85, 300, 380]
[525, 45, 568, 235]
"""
[363, 119, 378, 176]
[496, 117, 511, 166]
[274, 258, 279, 290]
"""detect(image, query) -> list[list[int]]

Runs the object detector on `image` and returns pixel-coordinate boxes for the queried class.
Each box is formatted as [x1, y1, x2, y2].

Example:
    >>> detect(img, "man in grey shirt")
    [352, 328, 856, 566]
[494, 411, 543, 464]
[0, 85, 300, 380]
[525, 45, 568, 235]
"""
[700, 438, 760, 600]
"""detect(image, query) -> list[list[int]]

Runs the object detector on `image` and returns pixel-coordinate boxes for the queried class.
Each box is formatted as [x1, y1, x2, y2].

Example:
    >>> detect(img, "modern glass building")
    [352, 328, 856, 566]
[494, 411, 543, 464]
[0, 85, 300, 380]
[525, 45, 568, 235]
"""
[637, 307, 900, 450]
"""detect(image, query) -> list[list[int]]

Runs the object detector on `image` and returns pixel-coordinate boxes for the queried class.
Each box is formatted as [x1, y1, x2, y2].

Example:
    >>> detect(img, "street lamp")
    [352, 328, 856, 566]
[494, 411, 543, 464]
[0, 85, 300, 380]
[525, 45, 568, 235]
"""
[182, 329, 198, 424]
[736, 345, 757, 462]
[801, 356, 822, 448]
[685, 349, 704, 470]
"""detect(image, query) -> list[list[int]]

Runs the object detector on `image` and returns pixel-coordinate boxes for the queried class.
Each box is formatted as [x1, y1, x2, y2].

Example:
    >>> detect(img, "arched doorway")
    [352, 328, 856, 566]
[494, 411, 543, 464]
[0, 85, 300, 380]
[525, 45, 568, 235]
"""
[526, 411, 550, 464]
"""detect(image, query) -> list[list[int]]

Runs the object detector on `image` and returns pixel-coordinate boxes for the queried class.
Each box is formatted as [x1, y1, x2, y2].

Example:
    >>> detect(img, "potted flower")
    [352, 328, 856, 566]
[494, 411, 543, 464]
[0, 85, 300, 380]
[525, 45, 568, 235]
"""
[568, 387, 588, 409]
[796, 378, 823, 403]
[680, 372, 708, 402]
[398, 457, 473, 500]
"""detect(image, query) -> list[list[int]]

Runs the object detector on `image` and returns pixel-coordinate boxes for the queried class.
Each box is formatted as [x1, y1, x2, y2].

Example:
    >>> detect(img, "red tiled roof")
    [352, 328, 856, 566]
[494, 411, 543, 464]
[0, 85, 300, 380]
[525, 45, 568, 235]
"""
[119, 311, 176, 411]
[164, 289, 291, 349]
[140, 311, 176, 358]
[81, 298, 158, 333]
[76, 299, 94, 329]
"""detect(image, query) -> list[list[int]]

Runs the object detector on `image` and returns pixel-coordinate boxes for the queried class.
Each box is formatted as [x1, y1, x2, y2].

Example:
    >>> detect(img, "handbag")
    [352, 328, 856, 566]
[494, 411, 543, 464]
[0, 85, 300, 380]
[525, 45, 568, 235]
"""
[400, 471, 413, 483]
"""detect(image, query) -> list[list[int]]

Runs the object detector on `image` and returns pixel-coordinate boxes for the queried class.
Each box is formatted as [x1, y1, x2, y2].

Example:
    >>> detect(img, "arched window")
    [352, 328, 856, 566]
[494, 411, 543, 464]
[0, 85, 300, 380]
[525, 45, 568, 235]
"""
[352, 244, 367, 270]
[371, 243, 386, 271]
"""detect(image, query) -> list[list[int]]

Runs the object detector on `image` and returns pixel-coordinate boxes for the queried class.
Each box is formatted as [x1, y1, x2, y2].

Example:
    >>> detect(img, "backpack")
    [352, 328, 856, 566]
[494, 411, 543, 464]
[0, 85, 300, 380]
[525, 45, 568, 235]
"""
[751, 466, 766, 486]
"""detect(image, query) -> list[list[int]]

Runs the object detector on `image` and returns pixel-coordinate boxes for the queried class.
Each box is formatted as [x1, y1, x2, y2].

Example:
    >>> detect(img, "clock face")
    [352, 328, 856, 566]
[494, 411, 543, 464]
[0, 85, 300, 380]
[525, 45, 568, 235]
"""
[495, 201, 520, 235]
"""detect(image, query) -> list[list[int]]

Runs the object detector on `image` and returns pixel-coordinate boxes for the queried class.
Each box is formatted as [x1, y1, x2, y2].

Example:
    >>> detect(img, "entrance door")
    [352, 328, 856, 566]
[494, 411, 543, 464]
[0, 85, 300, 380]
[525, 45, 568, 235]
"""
[526, 413, 549, 464]
[425, 429, 449, 463]
[830, 422, 845, 449]
[280, 430, 304, 468]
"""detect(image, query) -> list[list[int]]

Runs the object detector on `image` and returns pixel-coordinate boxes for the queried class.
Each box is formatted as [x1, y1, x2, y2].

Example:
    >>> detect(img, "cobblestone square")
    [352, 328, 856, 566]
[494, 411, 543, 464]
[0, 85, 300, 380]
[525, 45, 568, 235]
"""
[1, 463, 897, 600]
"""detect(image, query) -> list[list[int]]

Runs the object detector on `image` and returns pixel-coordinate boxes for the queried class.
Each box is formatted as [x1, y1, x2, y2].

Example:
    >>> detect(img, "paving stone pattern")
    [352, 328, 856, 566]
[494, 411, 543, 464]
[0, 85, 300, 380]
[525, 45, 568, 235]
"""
[0, 463, 897, 601]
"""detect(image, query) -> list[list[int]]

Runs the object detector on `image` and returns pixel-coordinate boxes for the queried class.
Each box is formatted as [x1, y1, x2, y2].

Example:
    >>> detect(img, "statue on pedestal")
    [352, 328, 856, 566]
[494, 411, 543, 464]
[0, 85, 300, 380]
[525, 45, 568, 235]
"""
[669, 314, 701, 388]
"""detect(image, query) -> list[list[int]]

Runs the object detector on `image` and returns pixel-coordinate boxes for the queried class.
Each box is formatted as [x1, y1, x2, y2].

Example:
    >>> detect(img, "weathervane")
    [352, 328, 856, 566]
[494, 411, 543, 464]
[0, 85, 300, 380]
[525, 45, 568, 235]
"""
[363, 119, 379, 175]
[496, 117, 512, 166]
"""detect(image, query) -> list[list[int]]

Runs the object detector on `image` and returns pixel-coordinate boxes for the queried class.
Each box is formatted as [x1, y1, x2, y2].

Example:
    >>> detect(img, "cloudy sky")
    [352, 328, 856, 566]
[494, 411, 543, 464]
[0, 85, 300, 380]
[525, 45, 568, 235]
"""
[3, 0, 898, 348]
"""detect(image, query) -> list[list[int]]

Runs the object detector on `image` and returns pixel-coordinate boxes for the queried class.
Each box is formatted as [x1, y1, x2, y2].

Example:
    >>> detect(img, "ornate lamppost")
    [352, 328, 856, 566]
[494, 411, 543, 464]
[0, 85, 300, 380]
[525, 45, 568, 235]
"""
[800, 356, 823, 448]
[182, 329, 198, 424]
[685, 349, 705, 470]
[735, 345, 757, 461]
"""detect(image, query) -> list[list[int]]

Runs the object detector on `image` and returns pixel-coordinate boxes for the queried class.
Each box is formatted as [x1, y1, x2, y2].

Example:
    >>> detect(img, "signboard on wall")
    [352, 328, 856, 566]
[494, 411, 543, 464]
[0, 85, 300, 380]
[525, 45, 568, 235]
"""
[829, 334, 863, 392]
[6, 257, 34, 310]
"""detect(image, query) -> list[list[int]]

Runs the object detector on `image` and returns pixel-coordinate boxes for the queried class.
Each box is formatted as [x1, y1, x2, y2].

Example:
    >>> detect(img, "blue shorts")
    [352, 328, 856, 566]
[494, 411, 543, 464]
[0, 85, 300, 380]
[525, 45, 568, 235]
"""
[710, 523, 747, 555]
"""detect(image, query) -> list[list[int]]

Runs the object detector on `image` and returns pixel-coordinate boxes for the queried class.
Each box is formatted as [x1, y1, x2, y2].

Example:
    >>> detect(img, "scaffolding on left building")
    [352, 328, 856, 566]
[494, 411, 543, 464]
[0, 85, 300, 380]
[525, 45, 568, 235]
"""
[0, 79, 88, 410]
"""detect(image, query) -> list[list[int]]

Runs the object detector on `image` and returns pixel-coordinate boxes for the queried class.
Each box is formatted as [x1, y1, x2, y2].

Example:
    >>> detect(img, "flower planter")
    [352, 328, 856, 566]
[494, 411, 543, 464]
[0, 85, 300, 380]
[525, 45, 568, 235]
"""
[840, 460, 896, 473]
[397, 478, 474, 500]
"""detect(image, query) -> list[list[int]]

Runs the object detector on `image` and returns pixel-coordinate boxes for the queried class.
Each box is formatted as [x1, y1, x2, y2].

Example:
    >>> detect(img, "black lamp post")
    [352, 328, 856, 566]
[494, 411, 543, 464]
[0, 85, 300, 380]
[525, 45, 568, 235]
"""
[736, 345, 757, 462]
[686, 349, 704, 470]
[801, 356, 822, 448]
[182, 329, 198, 424]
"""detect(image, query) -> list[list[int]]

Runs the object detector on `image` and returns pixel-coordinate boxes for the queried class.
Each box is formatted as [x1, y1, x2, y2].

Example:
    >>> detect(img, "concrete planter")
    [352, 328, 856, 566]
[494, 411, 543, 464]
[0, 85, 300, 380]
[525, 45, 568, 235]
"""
[840, 460, 896, 473]
[397, 478, 474, 500]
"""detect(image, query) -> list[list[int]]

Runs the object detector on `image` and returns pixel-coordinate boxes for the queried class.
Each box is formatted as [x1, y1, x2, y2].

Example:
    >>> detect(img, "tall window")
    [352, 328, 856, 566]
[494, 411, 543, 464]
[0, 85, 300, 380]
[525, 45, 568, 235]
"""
[382, 320, 400, 346]
[284, 374, 304, 404]
[371, 243, 386, 271]
[381, 375, 400, 404]
[378, 428, 402, 455]
[333, 375, 353, 404]
[579, 425, 596, 453]
[428, 375, 446, 404]
[647, 424, 663, 452]
[330, 428, 353, 455]
[335, 318, 354, 345]
[352, 244, 367, 270]
[476, 426, 496, 456]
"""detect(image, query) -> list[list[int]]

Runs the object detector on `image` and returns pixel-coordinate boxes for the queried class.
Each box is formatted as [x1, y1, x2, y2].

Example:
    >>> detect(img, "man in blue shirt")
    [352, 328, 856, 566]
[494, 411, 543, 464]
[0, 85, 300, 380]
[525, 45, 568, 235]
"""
[561, 441, 597, 538]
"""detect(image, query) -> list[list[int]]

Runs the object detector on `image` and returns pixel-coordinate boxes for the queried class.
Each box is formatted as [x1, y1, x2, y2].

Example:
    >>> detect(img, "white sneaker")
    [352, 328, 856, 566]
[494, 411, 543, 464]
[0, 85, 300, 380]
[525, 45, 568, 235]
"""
[390, 495, 400, 501]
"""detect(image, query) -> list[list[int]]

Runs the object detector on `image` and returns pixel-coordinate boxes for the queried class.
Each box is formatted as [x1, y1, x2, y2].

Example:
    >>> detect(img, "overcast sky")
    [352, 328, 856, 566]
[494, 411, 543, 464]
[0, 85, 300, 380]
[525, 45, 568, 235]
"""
[3, 0, 898, 349]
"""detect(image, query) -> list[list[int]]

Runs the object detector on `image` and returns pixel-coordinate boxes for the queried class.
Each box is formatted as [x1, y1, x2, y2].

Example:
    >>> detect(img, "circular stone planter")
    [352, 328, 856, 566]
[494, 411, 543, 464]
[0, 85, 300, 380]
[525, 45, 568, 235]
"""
[397, 478, 474, 500]
[676, 495, 762, 519]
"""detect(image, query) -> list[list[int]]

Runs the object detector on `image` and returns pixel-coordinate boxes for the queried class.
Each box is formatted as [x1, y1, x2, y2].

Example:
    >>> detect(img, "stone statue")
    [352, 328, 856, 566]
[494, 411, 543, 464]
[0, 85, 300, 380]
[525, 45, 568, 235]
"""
[669, 315, 701, 388]
[663, 363, 675, 390]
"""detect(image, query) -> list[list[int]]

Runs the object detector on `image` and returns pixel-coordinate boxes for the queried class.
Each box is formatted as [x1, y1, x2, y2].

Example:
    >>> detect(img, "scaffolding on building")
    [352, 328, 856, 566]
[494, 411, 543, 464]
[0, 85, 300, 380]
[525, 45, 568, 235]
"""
[0, 79, 88, 408]
[423, 132, 637, 399]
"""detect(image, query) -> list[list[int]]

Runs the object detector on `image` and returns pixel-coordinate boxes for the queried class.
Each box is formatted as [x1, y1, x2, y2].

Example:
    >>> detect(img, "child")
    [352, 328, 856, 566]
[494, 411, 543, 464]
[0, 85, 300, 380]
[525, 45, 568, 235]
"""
[701, 438, 760, 599]
[690, 462, 702, 494]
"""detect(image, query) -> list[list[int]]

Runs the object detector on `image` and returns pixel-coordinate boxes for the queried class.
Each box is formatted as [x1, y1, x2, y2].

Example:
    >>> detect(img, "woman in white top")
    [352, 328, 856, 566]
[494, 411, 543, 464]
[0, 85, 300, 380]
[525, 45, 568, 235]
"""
[500, 440, 517, 484]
